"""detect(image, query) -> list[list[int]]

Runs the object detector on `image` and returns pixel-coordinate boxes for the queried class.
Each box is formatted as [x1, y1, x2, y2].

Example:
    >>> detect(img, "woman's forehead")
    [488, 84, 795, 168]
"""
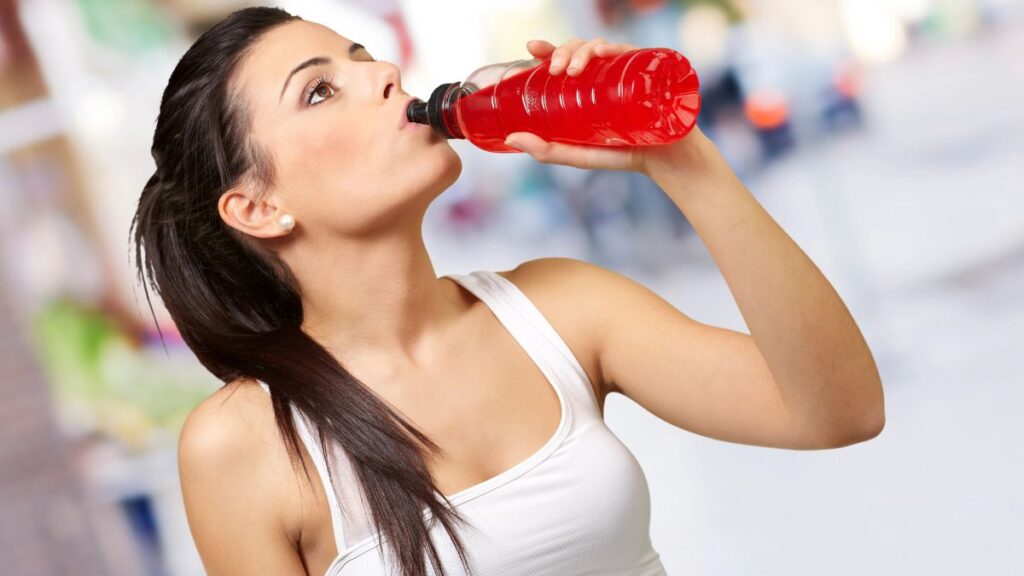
[233, 21, 353, 103]
[248, 21, 350, 75]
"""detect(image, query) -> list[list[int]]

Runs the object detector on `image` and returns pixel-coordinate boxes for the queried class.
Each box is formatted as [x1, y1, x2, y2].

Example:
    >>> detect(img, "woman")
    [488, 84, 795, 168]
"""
[132, 6, 885, 576]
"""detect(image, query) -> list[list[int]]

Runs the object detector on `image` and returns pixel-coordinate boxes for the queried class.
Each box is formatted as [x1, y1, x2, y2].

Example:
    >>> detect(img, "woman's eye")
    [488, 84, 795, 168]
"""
[303, 58, 374, 107]
[308, 81, 336, 106]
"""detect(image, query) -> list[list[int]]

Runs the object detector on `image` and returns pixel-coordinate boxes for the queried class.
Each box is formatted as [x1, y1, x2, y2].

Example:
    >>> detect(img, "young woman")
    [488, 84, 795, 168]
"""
[131, 6, 885, 576]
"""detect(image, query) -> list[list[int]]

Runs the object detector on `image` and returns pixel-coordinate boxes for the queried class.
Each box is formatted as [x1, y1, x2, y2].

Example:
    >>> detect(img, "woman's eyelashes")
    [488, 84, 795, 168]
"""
[304, 74, 336, 106]
[302, 59, 377, 107]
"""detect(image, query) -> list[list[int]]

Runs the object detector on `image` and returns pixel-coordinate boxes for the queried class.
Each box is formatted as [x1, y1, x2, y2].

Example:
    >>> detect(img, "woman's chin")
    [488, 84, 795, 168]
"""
[431, 145, 462, 182]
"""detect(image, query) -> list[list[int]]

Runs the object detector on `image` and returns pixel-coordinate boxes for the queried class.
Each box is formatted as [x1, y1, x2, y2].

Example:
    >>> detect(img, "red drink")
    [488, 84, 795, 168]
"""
[406, 48, 701, 153]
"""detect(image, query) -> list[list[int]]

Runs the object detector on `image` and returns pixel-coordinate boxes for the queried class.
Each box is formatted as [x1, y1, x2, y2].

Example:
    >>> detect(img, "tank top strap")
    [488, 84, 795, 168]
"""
[442, 270, 600, 412]
[256, 380, 348, 555]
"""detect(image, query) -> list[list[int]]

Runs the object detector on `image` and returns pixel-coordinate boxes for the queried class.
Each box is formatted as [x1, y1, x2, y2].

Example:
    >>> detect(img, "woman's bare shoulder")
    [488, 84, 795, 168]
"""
[179, 378, 279, 467]
[177, 377, 309, 561]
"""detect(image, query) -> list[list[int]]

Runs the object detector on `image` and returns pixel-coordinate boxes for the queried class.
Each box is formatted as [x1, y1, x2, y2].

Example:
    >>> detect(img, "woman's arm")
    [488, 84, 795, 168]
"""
[178, 383, 309, 575]
[504, 37, 885, 449]
[516, 130, 886, 450]
[637, 128, 886, 446]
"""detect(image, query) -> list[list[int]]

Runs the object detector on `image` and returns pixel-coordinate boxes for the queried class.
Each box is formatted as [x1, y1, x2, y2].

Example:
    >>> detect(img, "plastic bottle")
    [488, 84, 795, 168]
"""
[405, 47, 701, 153]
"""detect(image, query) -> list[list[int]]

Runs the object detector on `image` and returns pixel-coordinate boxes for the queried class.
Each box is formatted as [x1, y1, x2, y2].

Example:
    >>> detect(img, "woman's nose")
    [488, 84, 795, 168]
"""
[374, 62, 403, 101]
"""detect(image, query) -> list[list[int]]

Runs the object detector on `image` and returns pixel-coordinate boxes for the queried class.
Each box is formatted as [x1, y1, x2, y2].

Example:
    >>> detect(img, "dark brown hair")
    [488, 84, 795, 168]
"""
[129, 7, 474, 575]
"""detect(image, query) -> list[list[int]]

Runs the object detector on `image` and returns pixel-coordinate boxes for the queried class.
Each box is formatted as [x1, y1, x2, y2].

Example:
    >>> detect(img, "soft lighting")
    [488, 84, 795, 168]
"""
[676, 4, 731, 73]
[887, 0, 934, 23]
[74, 86, 125, 135]
[839, 0, 908, 65]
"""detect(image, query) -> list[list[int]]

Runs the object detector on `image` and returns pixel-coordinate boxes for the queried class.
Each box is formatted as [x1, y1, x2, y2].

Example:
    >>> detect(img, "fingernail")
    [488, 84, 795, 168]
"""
[505, 137, 520, 149]
[551, 56, 564, 68]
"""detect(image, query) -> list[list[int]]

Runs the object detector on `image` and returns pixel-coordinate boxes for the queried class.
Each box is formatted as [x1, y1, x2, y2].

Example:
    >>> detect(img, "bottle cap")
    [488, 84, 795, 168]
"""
[405, 82, 465, 139]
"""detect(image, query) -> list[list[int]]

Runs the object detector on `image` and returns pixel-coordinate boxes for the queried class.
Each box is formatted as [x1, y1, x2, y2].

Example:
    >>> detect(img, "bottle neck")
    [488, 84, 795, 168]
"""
[405, 82, 466, 139]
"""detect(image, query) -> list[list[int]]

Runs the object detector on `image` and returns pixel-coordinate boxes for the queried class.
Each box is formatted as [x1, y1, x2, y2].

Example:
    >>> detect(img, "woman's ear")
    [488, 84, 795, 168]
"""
[218, 184, 289, 239]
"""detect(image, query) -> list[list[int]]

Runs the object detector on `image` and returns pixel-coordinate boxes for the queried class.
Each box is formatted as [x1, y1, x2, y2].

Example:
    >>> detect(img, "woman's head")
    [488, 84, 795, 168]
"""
[133, 7, 474, 576]
[219, 17, 461, 241]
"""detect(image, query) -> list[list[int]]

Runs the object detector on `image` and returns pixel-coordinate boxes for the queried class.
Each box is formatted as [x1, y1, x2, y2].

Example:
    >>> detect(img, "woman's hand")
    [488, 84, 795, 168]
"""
[503, 37, 705, 176]
[503, 37, 712, 175]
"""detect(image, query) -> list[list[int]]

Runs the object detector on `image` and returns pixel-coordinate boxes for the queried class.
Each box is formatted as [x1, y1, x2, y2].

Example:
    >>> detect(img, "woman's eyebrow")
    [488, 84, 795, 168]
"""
[278, 43, 366, 103]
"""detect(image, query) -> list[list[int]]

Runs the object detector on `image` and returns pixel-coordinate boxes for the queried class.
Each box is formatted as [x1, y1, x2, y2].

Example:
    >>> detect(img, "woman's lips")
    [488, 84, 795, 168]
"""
[399, 96, 417, 130]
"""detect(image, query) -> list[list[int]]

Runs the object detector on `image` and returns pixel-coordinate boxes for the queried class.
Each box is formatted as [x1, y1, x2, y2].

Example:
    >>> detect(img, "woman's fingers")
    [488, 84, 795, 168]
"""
[547, 37, 586, 75]
[562, 37, 608, 76]
[529, 38, 642, 77]
[526, 39, 556, 58]
[505, 131, 643, 173]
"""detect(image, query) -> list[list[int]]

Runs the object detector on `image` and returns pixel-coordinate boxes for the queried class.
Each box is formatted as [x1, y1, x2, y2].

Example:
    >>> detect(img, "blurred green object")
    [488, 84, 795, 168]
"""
[75, 0, 173, 53]
[27, 297, 219, 453]
[677, 0, 746, 24]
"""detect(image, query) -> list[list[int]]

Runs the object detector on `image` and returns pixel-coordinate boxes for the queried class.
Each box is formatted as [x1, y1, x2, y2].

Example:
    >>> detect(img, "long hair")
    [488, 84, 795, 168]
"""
[129, 7, 474, 575]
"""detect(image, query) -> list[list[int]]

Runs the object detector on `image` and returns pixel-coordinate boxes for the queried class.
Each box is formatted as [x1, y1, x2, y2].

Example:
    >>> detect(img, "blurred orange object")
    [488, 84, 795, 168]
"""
[744, 88, 789, 129]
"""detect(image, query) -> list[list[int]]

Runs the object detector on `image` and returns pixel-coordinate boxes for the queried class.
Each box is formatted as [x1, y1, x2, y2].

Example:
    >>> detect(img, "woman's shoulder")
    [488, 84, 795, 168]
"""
[178, 377, 307, 542]
[179, 377, 277, 468]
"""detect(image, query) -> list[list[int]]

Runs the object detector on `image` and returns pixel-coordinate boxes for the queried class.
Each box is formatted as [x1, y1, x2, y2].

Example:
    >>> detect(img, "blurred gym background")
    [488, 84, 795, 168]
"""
[1, 0, 1021, 574]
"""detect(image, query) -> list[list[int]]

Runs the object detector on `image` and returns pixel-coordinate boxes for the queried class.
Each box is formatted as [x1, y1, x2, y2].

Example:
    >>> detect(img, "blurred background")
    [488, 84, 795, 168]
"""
[1, 0, 1021, 574]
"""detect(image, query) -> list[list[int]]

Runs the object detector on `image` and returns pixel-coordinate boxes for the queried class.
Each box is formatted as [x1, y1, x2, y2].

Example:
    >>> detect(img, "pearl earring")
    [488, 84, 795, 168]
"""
[278, 213, 295, 233]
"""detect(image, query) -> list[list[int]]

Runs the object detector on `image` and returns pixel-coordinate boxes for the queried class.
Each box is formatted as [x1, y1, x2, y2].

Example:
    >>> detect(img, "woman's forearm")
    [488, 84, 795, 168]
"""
[642, 130, 886, 443]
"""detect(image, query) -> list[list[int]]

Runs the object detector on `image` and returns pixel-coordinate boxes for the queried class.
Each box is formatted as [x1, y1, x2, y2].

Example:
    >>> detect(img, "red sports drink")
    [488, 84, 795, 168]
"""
[405, 47, 701, 153]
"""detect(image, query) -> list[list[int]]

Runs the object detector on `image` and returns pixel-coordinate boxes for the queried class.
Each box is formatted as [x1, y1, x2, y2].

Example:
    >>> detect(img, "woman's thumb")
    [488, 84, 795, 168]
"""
[504, 131, 544, 152]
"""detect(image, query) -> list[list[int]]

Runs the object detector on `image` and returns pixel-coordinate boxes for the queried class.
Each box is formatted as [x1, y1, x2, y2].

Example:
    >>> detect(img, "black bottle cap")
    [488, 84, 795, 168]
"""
[404, 82, 464, 139]
[406, 98, 429, 125]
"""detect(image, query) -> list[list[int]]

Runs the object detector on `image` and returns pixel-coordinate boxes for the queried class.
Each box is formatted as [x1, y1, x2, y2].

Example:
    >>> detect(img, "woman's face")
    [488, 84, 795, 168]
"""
[227, 19, 461, 238]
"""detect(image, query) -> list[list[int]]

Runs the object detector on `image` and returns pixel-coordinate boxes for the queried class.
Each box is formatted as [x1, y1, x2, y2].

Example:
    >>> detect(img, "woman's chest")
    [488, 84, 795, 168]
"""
[333, 422, 657, 575]
[372, 321, 575, 496]
[298, 275, 611, 574]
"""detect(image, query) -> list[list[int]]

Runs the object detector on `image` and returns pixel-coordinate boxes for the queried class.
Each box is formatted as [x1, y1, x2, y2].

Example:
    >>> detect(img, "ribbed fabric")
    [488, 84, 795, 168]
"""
[258, 270, 667, 575]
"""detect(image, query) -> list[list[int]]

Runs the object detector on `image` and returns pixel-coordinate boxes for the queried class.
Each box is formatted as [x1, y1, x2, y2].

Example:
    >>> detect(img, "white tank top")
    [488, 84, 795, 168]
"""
[258, 270, 667, 575]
